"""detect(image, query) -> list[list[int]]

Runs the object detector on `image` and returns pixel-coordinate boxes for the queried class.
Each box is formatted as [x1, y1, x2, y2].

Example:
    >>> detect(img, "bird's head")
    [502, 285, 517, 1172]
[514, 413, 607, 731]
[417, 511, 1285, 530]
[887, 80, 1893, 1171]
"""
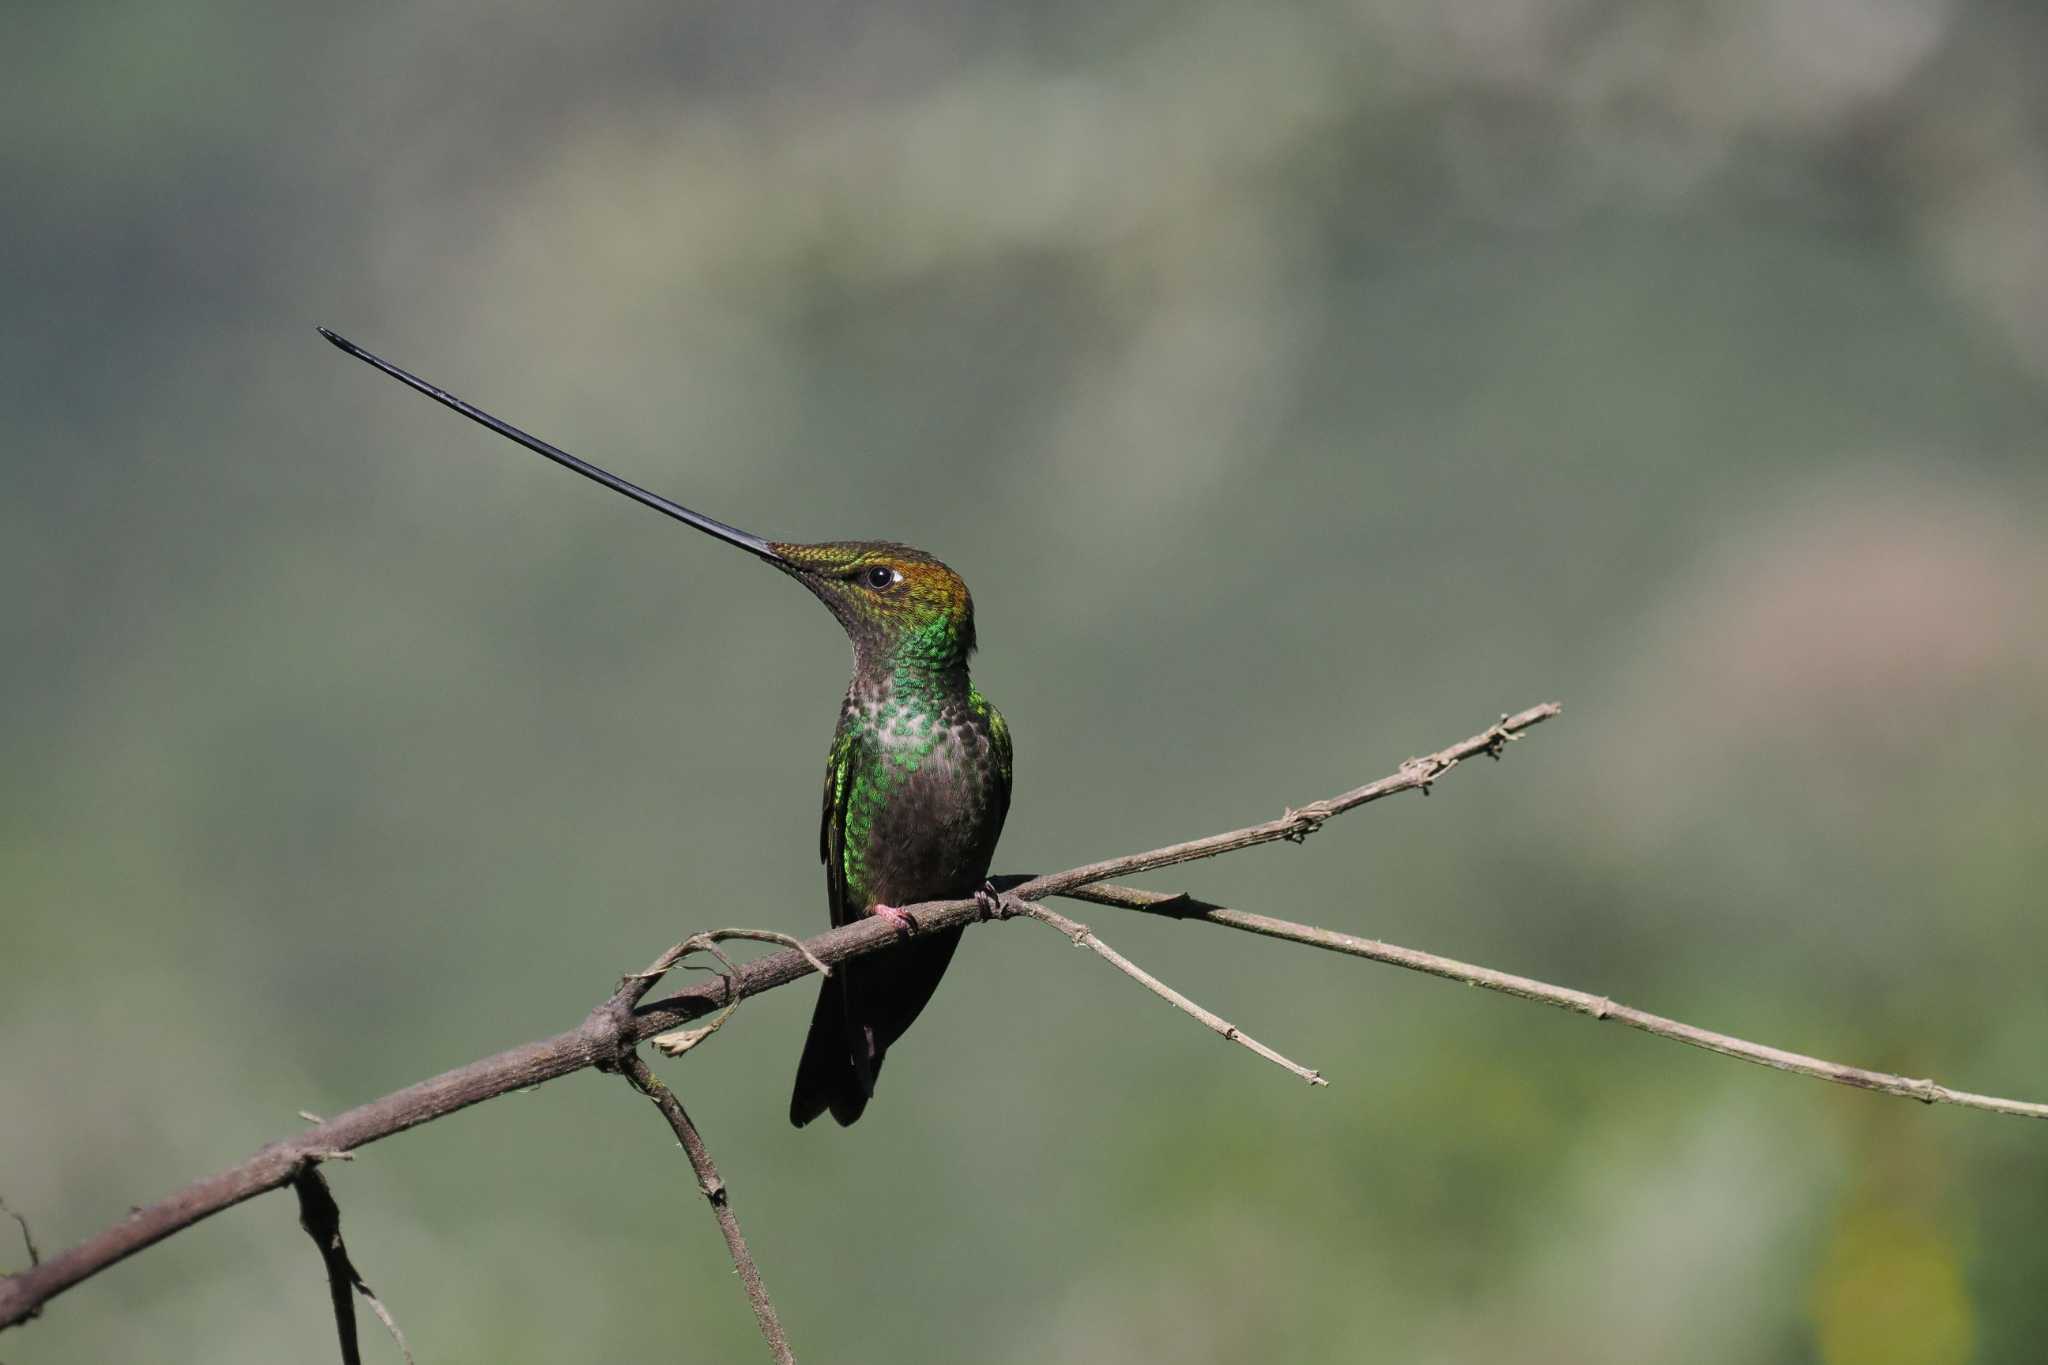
[769, 541, 976, 672]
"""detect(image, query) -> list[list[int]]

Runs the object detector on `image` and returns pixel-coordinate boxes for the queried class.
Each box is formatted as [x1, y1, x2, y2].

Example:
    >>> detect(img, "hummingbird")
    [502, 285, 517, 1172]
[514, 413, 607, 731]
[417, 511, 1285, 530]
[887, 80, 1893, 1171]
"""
[318, 328, 1012, 1127]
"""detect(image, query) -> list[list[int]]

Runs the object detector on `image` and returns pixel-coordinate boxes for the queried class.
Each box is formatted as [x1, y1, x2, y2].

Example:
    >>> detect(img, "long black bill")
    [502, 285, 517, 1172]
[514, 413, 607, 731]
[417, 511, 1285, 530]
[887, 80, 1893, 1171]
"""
[317, 327, 789, 566]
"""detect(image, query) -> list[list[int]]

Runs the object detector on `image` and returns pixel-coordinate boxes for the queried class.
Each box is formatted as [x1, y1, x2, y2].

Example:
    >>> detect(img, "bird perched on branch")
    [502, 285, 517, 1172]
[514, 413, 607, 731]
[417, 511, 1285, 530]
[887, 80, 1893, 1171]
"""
[320, 328, 1011, 1128]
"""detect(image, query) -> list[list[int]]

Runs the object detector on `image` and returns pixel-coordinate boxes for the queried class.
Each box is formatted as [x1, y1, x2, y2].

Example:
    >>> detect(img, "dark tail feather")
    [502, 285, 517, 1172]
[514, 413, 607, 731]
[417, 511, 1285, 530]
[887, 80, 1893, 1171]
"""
[788, 927, 965, 1128]
[790, 972, 869, 1127]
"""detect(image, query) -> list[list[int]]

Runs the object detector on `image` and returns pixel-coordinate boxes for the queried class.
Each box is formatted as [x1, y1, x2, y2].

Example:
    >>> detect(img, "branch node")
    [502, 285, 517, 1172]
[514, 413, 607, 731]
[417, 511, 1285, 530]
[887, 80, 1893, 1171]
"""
[978, 889, 1030, 923]
[1398, 756, 1440, 794]
[580, 998, 638, 1073]
[974, 881, 1006, 922]
[1282, 800, 1336, 842]
[1480, 713, 1523, 760]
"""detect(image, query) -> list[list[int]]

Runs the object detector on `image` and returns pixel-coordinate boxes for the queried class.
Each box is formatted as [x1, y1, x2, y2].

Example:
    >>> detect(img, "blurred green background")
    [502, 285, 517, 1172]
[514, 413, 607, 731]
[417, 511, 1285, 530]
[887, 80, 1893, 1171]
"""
[6, 2, 2047, 1361]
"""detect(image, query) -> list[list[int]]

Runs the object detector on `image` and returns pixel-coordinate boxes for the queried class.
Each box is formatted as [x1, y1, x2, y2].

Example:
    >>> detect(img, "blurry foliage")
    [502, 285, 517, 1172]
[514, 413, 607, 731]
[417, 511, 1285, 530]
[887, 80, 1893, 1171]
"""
[5, 1, 2048, 1361]
[1813, 1205, 1973, 1365]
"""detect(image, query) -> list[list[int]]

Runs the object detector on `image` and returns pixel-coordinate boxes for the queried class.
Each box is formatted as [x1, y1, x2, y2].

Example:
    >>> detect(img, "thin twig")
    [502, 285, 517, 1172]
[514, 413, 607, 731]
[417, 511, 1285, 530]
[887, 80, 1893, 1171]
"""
[619, 928, 833, 1011]
[291, 1167, 414, 1365]
[1062, 883, 2048, 1121]
[619, 1055, 794, 1365]
[999, 704, 1564, 905]
[647, 937, 746, 1057]
[1003, 898, 1326, 1086]
[612, 928, 837, 1056]
[0, 1198, 37, 1280]
[0, 1197, 38, 1364]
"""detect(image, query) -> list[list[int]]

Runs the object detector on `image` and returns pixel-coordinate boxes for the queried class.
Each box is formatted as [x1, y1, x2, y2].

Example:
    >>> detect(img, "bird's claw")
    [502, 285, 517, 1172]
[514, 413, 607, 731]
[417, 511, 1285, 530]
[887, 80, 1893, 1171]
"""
[975, 881, 1007, 921]
[871, 903, 916, 936]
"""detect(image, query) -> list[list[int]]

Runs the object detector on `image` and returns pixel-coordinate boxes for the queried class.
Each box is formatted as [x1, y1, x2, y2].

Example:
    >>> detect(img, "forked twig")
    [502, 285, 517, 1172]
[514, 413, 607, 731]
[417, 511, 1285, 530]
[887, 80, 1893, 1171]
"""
[1003, 898, 1326, 1086]
[1062, 883, 2048, 1120]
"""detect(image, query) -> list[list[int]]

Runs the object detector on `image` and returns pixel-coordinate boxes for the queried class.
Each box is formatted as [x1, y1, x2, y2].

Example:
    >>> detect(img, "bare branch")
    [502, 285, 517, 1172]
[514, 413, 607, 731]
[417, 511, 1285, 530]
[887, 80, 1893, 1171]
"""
[1063, 883, 2048, 1122]
[40, 699, 2032, 1335]
[1000, 703, 1565, 903]
[1003, 898, 1325, 1086]
[1, 703, 1563, 1332]
[292, 1167, 414, 1365]
[619, 1055, 794, 1365]
[5, 683, 2036, 1364]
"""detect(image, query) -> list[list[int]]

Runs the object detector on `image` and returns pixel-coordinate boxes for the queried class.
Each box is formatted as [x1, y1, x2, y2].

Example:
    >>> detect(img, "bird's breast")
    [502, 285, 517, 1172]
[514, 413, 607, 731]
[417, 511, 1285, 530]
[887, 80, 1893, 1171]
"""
[846, 701, 1006, 908]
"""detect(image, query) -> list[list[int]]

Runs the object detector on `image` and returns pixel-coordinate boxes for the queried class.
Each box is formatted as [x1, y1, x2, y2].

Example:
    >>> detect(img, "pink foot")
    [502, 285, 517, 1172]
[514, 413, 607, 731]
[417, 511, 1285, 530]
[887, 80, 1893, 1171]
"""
[870, 903, 916, 935]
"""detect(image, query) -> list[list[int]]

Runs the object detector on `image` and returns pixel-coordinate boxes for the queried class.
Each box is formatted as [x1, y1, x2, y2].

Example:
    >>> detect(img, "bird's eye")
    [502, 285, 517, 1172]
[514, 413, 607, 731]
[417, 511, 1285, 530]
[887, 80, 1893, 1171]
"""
[862, 565, 901, 590]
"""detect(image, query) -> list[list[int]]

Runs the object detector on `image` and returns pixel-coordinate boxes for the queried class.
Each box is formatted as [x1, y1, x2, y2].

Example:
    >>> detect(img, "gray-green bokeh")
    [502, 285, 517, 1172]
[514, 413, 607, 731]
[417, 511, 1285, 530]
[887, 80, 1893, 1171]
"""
[6, 4, 2047, 1362]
